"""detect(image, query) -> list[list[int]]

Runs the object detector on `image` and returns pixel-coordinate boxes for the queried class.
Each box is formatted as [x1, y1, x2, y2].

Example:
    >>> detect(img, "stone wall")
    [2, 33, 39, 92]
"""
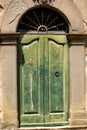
[0, 0, 87, 129]
[0, 0, 87, 32]
[74, 0, 87, 33]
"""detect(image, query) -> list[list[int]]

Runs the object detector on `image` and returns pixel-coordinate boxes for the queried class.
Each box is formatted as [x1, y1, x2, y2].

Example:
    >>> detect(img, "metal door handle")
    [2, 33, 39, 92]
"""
[55, 72, 59, 77]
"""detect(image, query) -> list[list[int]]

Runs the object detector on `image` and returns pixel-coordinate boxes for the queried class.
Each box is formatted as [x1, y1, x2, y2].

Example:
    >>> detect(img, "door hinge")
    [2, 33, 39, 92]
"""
[17, 56, 21, 63]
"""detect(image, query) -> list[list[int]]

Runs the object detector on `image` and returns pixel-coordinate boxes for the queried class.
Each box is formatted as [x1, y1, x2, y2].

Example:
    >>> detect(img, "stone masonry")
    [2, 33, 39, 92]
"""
[0, 0, 87, 130]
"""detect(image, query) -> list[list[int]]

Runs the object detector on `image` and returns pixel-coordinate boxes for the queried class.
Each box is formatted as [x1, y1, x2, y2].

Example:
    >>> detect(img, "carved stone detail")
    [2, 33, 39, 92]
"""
[32, 0, 55, 5]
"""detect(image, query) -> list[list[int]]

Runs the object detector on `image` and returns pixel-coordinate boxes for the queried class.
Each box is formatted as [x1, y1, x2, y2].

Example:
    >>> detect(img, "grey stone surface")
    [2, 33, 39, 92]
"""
[85, 55, 87, 115]
[2, 124, 18, 130]
[53, 0, 84, 33]
[73, 0, 87, 22]
[0, 45, 2, 121]
[69, 43, 86, 125]
[18, 127, 87, 130]
[70, 44, 85, 110]
[1, 0, 30, 33]
[1, 43, 18, 126]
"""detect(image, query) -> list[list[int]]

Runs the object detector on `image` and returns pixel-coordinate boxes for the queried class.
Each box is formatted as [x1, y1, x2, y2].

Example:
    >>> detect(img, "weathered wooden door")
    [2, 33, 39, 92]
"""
[18, 35, 69, 127]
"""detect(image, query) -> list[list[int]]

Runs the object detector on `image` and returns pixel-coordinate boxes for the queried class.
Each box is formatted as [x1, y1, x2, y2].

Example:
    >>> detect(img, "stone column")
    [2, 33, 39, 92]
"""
[85, 47, 87, 119]
[0, 38, 2, 128]
[68, 34, 87, 126]
[0, 34, 19, 128]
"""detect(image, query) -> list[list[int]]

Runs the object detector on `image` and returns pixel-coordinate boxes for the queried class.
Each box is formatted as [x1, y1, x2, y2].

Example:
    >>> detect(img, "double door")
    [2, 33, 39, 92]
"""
[18, 35, 69, 126]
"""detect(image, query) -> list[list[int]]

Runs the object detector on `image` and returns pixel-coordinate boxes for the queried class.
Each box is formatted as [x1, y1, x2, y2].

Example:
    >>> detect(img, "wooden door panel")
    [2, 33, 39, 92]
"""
[49, 40, 63, 113]
[43, 36, 69, 125]
[19, 35, 69, 126]
[20, 38, 44, 126]
[23, 42, 38, 114]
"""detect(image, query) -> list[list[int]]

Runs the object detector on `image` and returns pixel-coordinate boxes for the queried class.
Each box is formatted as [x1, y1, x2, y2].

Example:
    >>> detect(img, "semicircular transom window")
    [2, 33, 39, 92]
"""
[17, 7, 69, 33]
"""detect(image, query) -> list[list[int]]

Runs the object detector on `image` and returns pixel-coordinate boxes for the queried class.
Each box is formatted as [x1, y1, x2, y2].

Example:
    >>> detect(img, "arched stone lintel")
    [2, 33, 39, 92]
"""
[1, 0, 84, 33]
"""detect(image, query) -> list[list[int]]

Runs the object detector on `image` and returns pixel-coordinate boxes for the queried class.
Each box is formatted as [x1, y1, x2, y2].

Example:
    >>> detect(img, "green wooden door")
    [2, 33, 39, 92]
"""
[18, 35, 69, 127]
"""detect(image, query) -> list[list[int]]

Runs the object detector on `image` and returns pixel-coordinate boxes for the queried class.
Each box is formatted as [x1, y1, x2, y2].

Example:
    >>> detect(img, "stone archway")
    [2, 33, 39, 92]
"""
[1, 0, 84, 33]
[17, 6, 69, 33]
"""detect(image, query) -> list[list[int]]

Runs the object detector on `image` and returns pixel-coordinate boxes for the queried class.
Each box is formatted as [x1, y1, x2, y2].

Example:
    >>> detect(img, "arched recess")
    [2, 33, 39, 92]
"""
[16, 6, 69, 33]
[1, 0, 84, 33]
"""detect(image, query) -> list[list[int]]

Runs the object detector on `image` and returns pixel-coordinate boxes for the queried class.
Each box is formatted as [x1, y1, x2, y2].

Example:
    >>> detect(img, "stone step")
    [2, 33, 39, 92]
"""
[18, 126, 87, 130]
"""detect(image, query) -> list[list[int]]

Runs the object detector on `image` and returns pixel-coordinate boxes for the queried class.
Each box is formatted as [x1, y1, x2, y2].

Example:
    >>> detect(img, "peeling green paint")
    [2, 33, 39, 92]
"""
[18, 35, 69, 127]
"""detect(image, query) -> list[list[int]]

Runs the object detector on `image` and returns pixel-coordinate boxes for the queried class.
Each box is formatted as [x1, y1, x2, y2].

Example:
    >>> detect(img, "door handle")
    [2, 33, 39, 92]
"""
[55, 72, 59, 77]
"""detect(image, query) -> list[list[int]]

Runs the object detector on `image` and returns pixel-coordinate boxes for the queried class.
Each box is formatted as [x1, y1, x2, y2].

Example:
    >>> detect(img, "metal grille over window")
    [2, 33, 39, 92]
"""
[17, 7, 69, 33]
